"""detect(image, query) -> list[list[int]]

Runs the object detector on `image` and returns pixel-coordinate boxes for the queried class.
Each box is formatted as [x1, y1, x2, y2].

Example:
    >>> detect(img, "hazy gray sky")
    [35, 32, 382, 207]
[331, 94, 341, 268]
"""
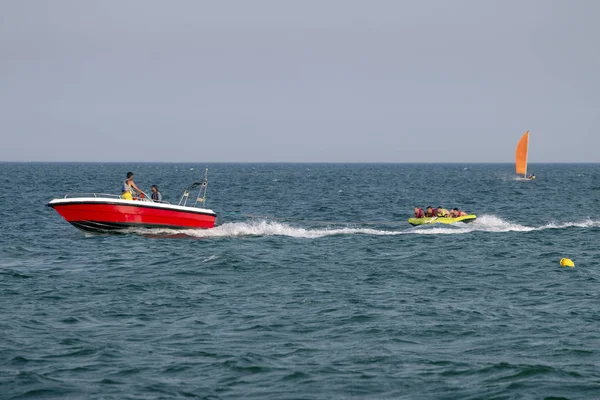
[1, 0, 598, 162]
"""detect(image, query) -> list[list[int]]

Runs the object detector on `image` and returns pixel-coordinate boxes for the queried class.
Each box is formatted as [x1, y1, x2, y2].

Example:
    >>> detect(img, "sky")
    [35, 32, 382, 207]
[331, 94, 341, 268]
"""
[0, 0, 598, 162]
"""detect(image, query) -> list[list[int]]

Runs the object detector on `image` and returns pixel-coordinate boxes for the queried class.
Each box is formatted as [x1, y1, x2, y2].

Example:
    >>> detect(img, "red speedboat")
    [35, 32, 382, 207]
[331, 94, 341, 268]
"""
[48, 170, 217, 233]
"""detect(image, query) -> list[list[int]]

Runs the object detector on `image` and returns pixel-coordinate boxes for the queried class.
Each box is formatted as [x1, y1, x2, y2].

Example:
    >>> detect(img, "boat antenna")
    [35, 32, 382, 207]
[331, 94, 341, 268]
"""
[193, 168, 209, 207]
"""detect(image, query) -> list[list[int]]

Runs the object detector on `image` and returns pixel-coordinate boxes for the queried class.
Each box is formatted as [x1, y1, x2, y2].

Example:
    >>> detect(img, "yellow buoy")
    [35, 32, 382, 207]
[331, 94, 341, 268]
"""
[560, 258, 575, 267]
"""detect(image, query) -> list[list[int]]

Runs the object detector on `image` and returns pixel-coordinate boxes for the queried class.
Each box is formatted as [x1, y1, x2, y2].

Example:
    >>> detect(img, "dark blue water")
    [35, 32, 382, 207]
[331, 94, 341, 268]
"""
[1, 163, 600, 399]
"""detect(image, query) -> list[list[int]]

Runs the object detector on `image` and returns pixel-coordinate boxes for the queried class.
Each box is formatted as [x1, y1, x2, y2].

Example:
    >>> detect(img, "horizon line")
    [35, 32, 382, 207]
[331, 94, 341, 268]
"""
[1, 161, 599, 165]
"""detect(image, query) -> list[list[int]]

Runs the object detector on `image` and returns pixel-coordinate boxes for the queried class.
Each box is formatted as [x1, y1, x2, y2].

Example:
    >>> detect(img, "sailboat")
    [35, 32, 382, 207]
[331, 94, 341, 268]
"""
[515, 131, 534, 180]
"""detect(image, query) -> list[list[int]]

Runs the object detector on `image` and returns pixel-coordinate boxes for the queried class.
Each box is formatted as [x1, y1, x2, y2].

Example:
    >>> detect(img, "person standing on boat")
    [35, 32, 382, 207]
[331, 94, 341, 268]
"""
[414, 206, 425, 218]
[150, 185, 162, 202]
[121, 171, 143, 200]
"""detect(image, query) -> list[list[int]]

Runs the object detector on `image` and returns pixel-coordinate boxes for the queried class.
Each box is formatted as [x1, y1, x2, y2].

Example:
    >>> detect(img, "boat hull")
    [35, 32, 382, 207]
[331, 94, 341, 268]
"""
[408, 214, 477, 226]
[48, 198, 217, 233]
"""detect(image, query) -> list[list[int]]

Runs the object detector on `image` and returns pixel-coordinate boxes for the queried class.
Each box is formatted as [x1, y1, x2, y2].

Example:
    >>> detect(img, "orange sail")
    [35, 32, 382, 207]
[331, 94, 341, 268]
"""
[515, 131, 529, 175]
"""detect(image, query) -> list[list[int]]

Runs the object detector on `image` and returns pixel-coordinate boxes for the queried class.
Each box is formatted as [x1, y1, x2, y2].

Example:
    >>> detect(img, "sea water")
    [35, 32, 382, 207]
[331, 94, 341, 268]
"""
[1, 163, 599, 399]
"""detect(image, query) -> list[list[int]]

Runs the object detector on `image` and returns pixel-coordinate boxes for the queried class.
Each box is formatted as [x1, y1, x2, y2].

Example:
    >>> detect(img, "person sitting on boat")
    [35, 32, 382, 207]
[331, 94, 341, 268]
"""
[527, 173, 535, 180]
[151, 185, 163, 202]
[436, 206, 450, 217]
[414, 206, 425, 218]
[425, 206, 436, 217]
[451, 208, 468, 217]
[121, 171, 143, 200]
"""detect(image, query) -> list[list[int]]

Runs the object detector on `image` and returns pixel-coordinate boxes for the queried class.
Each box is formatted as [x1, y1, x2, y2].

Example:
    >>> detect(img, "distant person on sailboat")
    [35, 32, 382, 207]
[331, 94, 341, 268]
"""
[527, 173, 535, 180]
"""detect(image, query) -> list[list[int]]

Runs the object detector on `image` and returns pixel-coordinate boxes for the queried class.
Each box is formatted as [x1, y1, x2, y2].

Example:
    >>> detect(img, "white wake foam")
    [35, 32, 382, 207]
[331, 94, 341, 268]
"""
[139, 220, 406, 239]
[411, 215, 600, 235]
[403, 215, 533, 235]
[131, 215, 600, 239]
[540, 218, 600, 230]
[469, 214, 535, 232]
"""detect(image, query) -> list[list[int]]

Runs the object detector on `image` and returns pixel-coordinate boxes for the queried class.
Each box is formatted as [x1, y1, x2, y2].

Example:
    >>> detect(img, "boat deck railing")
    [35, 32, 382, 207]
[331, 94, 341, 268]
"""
[61, 193, 172, 204]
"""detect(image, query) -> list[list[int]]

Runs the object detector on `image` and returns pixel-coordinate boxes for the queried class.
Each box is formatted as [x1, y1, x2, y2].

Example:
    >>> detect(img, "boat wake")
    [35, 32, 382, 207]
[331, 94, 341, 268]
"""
[410, 215, 600, 235]
[136, 220, 405, 239]
[130, 215, 600, 239]
[413, 215, 534, 235]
